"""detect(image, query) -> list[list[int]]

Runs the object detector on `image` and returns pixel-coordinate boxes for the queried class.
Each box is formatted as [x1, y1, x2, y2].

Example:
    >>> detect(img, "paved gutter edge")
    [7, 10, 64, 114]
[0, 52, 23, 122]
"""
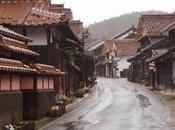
[36, 93, 91, 130]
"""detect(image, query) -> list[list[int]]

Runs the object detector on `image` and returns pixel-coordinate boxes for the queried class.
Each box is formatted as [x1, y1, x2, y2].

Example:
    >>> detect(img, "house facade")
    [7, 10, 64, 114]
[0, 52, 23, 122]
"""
[0, 25, 65, 128]
[114, 39, 140, 77]
[0, 0, 88, 96]
[128, 14, 175, 91]
[89, 26, 138, 78]
[0, 0, 96, 128]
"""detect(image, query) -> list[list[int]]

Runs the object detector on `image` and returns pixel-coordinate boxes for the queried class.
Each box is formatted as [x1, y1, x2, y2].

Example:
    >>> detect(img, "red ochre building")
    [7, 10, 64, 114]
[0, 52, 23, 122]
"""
[0, 0, 96, 128]
[0, 25, 65, 129]
[0, 0, 88, 96]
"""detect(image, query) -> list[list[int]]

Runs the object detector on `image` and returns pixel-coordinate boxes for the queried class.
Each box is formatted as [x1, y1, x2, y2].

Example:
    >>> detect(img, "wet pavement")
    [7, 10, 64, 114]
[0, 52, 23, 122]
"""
[40, 78, 172, 130]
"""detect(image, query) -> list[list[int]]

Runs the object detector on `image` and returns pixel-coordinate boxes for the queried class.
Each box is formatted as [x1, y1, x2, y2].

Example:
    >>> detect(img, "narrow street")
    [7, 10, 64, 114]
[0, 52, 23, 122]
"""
[41, 78, 171, 130]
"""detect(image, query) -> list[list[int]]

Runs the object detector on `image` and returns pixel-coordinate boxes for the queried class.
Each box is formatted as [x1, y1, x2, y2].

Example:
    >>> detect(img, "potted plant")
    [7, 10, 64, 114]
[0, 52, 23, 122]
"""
[68, 95, 75, 103]
[84, 87, 90, 93]
[55, 100, 66, 115]
[63, 96, 71, 105]
[4, 124, 15, 130]
[74, 89, 85, 98]
[48, 105, 61, 117]
[15, 121, 35, 130]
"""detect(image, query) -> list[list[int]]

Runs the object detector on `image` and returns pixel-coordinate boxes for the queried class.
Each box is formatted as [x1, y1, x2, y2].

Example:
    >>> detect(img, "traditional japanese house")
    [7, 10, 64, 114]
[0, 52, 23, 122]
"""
[111, 26, 136, 40]
[92, 44, 106, 76]
[0, 25, 65, 121]
[88, 26, 137, 77]
[92, 39, 117, 77]
[0, 0, 83, 95]
[145, 22, 175, 91]
[49, 3, 73, 20]
[0, 58, 36, 129]
[114, 39, 140, 77]
[128, 14, 175, 84]
[50, 3, 86, 90]
[79, 53, 95, 87]
[0, 26, 37, 129]
[102, 39, 118, 77]
[24, 63, 64, 120]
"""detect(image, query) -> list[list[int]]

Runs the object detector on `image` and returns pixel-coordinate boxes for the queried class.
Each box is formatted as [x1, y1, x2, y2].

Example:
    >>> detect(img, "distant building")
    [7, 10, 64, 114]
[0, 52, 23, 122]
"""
[114, 39, 140, 77]
[88, 26, 139, 78]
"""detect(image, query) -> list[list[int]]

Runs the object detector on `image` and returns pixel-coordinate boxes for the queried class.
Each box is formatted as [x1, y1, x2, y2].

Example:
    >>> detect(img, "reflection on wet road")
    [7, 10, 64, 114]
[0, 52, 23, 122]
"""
[40, 78, 172, 130]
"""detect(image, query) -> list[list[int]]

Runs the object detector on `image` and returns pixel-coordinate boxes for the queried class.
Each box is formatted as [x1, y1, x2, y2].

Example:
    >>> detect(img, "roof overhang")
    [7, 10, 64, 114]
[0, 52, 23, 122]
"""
[145, 49, 169, 63]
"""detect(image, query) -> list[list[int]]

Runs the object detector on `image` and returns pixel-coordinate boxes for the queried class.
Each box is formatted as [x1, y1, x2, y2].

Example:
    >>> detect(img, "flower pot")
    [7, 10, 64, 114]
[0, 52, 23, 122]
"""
[59, 105, 65, 115]
[48, 109, 61, 117]
[15, 121, 35, 130]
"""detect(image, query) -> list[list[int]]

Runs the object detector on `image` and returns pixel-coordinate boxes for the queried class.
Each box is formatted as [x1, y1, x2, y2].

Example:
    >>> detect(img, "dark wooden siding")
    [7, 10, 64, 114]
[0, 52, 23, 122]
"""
[0, 92, 23, 129]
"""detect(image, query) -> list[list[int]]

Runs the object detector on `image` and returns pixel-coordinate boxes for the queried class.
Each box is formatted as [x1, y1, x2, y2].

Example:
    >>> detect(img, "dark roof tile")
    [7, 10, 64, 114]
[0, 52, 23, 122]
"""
[140, 14, 175, 36]
[114, 39, 140, 56]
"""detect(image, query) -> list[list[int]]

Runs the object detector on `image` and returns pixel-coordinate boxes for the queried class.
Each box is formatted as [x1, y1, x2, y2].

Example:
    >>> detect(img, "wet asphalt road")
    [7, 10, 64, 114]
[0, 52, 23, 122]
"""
[40, 78, 172, 130]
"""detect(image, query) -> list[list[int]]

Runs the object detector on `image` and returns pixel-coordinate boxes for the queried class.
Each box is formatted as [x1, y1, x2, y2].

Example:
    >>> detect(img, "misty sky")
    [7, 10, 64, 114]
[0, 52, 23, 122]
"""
[52, 0, 175, 26]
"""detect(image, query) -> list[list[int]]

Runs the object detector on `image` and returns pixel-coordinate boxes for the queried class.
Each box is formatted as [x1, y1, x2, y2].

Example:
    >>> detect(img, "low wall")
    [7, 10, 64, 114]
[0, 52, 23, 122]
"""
[0, 92, 23, 129]
[23, 90, 56, 120]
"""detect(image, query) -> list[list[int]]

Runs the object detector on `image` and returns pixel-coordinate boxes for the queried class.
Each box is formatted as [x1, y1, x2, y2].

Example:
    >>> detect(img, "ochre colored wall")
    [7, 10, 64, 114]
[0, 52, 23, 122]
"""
[49, 77, 54, 89]
[37, 76, 43, 90]
[11, 75, 20, 91]
[1, 75, 10, 91]
[21, 77, 34, 90]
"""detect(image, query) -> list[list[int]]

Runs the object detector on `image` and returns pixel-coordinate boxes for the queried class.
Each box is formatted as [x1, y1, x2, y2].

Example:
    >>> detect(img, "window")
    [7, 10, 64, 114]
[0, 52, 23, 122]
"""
[0, 74, 20, 91]
[36, 76, 55, 90]
[21, 77, 34, 90]
[11, 75, 20, 90]
[43, 76, 49, 89]
[37, 76, 43, 90]
[1, 75, 10, 91]
[49, 77, 54, 89]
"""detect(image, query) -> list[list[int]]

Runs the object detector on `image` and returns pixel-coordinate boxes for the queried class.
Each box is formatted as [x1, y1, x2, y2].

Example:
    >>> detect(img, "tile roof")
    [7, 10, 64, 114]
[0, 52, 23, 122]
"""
[0, 0, 33, 25]
[112, 26, 136, 39]
[114, 39, 140, 57]
[0, 25, 32, 42]
[163, 21, 175, 32]
[102, 39, 114, 55]
[0, 0, 68, 26]
[149, 36, 165, 43]
[145, 49, 169, 63]
[70, 20, 83, 40]
[24, 8, 67, 26]
[33, 0, 51, 10]
[141, 38, 167, 52]
[0, 35, 39, 57]
[50, 4, 73, 20]
[49, 4, 83, 41]
[0, 58, 36, 73]
[30, 63, 65, 75]
[139, 14, 175, 37]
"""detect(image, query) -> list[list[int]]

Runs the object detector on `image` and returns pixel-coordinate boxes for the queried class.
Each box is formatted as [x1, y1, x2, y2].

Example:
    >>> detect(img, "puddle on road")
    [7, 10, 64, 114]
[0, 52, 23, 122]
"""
[136, 93, 152, 109]
[131, 88, 152, 109]
[61, 115, 96, 130]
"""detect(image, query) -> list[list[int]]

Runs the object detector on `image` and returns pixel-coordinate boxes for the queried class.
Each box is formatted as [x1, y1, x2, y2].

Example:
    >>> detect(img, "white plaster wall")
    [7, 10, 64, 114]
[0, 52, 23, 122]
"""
[118, 57, 131, 71]
[116, 56, 131, 77]
[26, 27, 47, 46]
